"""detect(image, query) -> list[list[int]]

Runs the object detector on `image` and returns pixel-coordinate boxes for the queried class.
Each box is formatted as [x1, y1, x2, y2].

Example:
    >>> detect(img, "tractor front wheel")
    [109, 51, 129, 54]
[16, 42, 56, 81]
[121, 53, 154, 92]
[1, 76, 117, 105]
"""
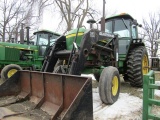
[1, 64, 22, 82]
[99, 66, 120, 104]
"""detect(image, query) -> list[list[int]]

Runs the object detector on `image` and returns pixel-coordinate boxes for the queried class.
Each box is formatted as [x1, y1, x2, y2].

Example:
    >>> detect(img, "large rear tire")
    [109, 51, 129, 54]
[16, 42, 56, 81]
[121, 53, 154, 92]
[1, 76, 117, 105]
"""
[1, 64, 22, 82]
[126, 46, 149, 87]
[99, 66, 120, 104]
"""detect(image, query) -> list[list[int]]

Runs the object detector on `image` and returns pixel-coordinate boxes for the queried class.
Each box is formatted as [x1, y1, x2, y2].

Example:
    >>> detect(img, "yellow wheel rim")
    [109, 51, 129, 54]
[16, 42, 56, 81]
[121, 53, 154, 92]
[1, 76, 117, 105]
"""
[112, 76, 119, 96]
[142, 55, 149, 74]
[7, 69, 17, 78]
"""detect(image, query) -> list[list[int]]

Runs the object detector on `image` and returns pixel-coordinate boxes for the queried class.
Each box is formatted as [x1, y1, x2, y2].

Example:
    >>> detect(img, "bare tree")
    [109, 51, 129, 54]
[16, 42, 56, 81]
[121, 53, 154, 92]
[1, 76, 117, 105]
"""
[142, 13, 160, 57]
[0, 0, 45, 42]
[52, 0, 99, 31]
[0, 0, 20, 42]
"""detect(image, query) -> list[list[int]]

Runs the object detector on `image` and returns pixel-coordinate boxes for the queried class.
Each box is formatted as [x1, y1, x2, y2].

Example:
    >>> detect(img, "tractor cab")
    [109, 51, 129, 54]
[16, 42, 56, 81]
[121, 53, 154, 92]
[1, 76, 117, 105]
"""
[105, 13, 147, 76]
[105, 13, 141, 55]
[33, 30, 61, 56]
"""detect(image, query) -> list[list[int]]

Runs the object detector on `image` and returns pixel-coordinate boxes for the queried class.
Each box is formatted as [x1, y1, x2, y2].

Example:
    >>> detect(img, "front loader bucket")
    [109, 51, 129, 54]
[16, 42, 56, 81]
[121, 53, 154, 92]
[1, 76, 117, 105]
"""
[0, 71, 93, 120]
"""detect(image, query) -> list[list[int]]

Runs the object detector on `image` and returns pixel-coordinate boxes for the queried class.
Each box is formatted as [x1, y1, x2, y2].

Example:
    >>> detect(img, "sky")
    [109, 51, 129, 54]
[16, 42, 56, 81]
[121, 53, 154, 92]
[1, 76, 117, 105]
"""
[39, 0, 160, 33]
[105, 0, 160, 20]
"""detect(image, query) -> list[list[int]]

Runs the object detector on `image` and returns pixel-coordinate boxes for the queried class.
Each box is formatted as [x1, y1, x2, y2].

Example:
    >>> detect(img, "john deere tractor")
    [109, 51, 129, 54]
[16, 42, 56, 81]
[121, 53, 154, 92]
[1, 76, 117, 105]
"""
[41, 13, 149, 104]
[104, 13, 149, 87]
[0, 29, 61, 82]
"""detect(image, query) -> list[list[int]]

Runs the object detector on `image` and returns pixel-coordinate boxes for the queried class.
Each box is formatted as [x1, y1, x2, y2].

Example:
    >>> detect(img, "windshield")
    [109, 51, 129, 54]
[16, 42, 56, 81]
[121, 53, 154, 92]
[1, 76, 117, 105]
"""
[33, 33, 60, 46]
[50, 34, 60, 45]
[105, 21, 112, 34]
[131, 25, 137, 39]
[105, 19, 131, 38]
[38, 33, 49, 45]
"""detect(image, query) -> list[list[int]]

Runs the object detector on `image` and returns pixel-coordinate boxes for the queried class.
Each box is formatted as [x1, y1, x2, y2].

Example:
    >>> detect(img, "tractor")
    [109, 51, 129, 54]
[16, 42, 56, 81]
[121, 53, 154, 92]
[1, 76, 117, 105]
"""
[103, 13, 149, 87]
[0, 28, 61, 82]
[41, 13, 149, 104]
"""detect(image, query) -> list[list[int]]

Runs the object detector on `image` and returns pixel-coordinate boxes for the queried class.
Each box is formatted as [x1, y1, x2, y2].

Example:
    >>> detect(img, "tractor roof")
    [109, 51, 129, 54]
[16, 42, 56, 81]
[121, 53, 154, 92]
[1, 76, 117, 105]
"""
[105, 13, 134, 21]
[33, 29, 61, 36]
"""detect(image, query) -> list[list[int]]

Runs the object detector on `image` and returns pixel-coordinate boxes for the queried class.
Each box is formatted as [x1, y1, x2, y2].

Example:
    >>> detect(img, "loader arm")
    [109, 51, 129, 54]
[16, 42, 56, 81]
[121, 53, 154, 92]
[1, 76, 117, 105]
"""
[69, 29, 117, 75]
[41, 36, 66, 72]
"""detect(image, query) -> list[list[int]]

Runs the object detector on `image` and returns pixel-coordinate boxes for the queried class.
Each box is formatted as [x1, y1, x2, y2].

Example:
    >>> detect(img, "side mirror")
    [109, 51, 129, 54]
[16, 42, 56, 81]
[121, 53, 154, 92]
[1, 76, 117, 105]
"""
[133, 19, 142, 27]
[133, 19, 138, 25]
[139, 24, 142, 27]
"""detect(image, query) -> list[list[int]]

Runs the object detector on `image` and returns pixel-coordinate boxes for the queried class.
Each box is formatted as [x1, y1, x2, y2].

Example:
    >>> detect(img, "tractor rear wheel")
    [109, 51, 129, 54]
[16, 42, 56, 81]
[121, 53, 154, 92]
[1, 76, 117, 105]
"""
[1, 64, 22, 82]
[99, 66, 120, 104]
[126, 46, 149, 87]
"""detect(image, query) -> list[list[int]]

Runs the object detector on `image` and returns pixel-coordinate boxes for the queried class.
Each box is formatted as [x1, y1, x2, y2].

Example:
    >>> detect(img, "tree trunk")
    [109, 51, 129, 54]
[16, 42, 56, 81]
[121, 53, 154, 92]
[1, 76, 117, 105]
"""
[2, 28, 5, 42]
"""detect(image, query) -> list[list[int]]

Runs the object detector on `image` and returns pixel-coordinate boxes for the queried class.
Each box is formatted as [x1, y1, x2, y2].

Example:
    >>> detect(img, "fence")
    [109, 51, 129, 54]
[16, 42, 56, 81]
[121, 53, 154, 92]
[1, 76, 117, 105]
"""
[143, 70, 160, 119]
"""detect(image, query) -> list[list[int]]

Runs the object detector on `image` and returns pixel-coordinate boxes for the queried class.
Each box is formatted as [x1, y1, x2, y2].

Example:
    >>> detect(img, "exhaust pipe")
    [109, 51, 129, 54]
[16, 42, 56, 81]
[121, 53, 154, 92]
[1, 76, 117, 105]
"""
[101, 0, 106, 32]
[20, 23, 24, 44]
[26, 26, 30, 45]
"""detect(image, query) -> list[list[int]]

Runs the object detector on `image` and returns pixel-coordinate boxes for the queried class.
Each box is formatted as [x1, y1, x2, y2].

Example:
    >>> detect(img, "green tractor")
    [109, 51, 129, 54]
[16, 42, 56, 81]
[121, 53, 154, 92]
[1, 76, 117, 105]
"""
[42, 13, 149, 104]
[0, 29, 61, 82]
[104, 13, 149, 87]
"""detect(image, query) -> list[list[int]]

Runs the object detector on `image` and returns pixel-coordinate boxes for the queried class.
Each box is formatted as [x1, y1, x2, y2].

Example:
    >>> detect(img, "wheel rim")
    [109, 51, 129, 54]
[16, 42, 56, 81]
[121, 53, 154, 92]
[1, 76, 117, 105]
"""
[7, 69, 17, 78]
[112, 76, 119, 96]
[142, 55, 149, 74]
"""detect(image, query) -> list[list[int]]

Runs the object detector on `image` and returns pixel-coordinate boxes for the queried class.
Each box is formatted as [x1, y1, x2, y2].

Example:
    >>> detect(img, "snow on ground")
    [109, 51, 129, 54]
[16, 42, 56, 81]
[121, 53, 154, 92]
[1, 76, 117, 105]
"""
[92, 88, 142, 120]
[155, 81, 160, 97]
[81, 74, 96, 80]
[82, 74, 160, 119]
[155, 90, 160, 97]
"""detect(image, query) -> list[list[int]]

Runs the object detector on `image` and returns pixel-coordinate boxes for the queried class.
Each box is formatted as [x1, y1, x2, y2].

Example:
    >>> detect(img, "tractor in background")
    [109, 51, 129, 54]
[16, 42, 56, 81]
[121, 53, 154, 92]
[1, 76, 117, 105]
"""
[150, 57, 160, 71]
[0, 28, 61, 82]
